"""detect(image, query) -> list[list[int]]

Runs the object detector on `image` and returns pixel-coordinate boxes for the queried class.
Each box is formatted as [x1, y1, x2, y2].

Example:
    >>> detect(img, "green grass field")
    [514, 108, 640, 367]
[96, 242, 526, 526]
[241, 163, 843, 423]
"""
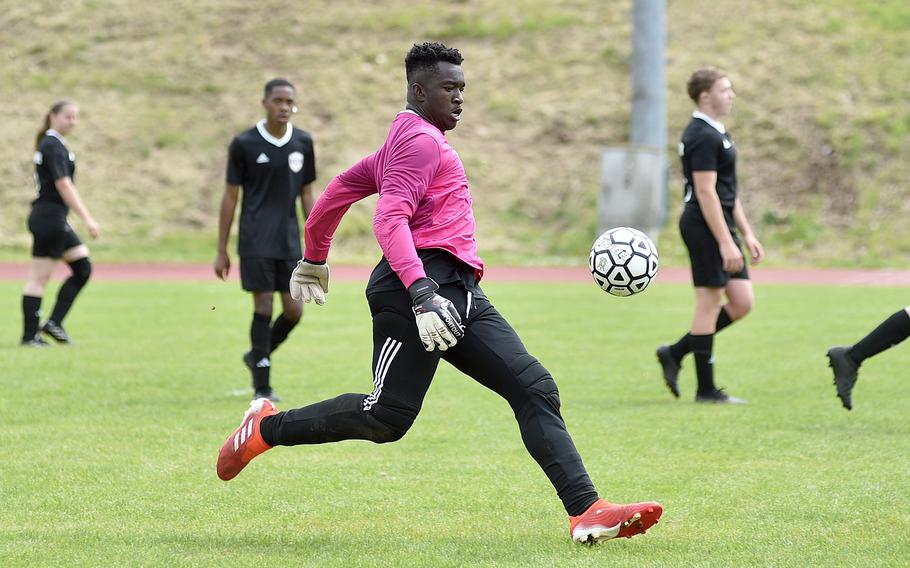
[2, 279, 909, 567]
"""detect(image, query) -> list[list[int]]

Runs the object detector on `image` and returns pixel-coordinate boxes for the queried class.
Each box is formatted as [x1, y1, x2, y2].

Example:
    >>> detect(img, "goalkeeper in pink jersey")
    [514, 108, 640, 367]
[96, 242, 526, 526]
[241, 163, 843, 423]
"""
[216, 42, 662, 544]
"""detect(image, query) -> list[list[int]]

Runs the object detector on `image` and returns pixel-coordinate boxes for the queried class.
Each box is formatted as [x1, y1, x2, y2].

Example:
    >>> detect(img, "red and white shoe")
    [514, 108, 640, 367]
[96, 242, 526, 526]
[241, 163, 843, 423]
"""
[569, 498, 663, 544]
[217, 398, 278, 481]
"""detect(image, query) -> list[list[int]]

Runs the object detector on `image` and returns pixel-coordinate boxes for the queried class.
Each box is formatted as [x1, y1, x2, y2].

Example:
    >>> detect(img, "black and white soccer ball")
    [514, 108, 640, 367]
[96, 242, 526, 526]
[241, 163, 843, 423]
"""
[588, 227, 659, 297]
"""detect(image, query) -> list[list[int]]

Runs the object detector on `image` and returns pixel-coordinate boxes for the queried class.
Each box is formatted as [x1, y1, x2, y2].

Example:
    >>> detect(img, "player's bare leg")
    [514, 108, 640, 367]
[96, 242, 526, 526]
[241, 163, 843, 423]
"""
[723, 279, 753, 321]
[658, 281, 750, 397]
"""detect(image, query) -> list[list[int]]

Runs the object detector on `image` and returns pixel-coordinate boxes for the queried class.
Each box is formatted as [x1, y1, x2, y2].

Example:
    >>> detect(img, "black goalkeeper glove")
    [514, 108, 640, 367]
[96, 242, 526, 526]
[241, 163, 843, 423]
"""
[408, 277, 464, 351]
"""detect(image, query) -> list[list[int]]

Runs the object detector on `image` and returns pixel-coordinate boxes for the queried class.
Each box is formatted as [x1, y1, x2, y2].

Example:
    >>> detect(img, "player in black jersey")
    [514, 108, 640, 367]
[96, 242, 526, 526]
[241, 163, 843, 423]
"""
[214, 79, 317, 401]
[656, 68, 764, 404]
[826, 306, 910, 410]
[21, 101, 100, 347]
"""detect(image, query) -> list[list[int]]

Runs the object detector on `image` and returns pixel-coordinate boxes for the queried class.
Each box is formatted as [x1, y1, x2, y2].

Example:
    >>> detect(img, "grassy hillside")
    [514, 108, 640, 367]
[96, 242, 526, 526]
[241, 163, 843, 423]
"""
[1, 0, 908, 266]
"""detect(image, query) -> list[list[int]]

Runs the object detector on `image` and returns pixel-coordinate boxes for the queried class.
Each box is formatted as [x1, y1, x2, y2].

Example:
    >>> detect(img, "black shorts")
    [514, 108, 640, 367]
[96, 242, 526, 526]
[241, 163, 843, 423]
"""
[28, 202, 82, 258]
[240, 257, 296, 292]
[679, 206, 749, 287]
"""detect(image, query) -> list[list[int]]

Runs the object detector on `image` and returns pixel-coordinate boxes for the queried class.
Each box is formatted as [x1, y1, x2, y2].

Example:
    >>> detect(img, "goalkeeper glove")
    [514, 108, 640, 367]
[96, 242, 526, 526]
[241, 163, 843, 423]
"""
[408, 277, 464, 351]
[289, 259, 329, 305]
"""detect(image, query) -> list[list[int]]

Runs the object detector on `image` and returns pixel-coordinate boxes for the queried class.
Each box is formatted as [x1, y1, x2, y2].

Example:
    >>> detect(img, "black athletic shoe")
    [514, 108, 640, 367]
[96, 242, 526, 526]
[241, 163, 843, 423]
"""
[827, 346, 858, 411]
[656, 345, 681, 398]
[21, 336, 51, 347]
[253, 388, 282, 403]
[243, 350, 255, 371]
[695, 388, 747, 405]
[41, 320, 72, 344]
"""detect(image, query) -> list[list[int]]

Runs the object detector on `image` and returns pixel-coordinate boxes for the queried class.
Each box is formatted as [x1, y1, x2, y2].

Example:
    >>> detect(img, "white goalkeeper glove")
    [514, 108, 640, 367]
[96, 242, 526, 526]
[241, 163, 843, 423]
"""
[408, 277, 464, 351]
[290, 259, 329, 305]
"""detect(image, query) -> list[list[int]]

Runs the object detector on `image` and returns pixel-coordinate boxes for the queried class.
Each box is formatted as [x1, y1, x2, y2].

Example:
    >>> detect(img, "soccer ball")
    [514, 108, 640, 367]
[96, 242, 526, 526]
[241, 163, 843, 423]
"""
[588, 227, 659, 297]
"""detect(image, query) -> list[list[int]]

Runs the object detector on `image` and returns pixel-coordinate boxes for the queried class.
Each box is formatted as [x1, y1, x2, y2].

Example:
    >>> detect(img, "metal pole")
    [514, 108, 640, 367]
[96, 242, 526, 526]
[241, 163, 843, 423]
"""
[630, 0, 666, 151]
[597, 0, 668, 240]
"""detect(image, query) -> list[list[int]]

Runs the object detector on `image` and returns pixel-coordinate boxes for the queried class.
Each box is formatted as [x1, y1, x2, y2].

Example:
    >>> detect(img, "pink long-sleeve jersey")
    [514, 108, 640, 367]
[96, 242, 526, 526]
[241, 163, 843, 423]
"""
[303, 110, 484, 288]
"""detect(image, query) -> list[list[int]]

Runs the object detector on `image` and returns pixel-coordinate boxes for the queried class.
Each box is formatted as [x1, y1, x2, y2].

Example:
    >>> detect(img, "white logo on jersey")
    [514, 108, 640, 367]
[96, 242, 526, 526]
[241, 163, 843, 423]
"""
[68, 151, 76, 162]
[723, 139, 732, 149]
[34, 151, 43, 165]
[256, 153, 270, 164]
[678, 142, 685, 157]
[288, 151, 304, 173]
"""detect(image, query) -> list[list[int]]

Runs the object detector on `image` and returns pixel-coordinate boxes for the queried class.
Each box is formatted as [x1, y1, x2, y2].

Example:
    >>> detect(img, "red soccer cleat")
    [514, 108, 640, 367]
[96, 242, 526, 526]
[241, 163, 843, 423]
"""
[569, 498, 663, 544]
[217, 398, 278, 481]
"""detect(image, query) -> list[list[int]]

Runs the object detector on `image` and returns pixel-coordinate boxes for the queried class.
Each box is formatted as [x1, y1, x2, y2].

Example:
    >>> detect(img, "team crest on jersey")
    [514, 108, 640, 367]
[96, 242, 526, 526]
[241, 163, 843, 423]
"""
[288, 151, 304, 173]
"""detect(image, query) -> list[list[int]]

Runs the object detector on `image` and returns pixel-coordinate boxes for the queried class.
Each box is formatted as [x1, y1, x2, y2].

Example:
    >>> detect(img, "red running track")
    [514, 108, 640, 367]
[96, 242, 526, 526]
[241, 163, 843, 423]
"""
[1, 262, 909, 286]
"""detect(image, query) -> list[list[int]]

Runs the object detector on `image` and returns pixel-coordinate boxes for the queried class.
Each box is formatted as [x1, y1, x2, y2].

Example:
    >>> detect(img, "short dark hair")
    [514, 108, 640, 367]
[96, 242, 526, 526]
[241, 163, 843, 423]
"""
[264, 78, 295, 98]
[405, 42, 463, 82]
[686, 67, 727, 103]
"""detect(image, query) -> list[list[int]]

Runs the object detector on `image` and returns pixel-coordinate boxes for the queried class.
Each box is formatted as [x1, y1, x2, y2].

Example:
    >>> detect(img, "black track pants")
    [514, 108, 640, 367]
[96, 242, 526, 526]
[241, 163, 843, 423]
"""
[263, 284, 598, 515]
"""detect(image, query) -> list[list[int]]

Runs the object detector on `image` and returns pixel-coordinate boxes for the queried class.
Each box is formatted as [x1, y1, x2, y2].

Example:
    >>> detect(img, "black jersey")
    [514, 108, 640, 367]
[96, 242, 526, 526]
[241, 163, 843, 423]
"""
[679, 113, 737, 212]
[227, 120, 316, 259]
[33, 131, 75, 208]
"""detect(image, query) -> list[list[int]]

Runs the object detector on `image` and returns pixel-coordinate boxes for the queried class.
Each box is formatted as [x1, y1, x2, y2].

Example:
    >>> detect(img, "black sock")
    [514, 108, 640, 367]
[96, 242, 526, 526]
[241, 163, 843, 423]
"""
[22, 295, 42, 341]
[50, 258, 92, 325]
[848, 309, 910, 366]
[691, 334, 716, 395]
[250, 313, 272, 391]
[669, 307, 733, 361]
[668, 333, 691, 362]
[269, 313, 298, 354]
[260, 393, 360, 446]
[716, 307, 733, 333]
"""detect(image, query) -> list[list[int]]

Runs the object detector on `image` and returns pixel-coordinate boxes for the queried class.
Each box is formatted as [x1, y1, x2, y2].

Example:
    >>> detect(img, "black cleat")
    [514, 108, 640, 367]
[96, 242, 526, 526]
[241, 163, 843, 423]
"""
[827, 346, 858, 411]
[656, 345, 681, 398]
[246, 352, 280, 401]
[41, 320, 72, 344]
[253, 388, 282, 402]
[21, 336, 51, 348]
[695, 388, 747, 405]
